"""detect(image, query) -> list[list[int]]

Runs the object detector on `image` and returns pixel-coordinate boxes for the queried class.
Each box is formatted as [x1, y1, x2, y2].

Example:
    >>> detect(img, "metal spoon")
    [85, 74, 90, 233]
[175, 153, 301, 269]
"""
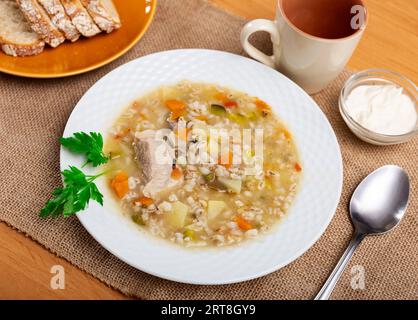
[315, 165, 410, 300]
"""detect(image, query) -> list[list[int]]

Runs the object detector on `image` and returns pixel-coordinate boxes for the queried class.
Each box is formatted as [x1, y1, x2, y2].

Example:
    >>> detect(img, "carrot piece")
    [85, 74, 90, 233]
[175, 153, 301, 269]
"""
[224, 101, 238, 108]
[194, 115, 207, 121]
[165, 100, 186, 111]
[171, 109, 186, 120]
[110, 172, 129, 198]
[234, 216, 253, 231]
[214, 92, 228, 102]
[255, 99, 271, 111]
[114, 128, 130, 140]
[278, 128, 292, 140]
[171, 167, 183, 180]
[283, 129, 292, 140]
[111, 172, 128, 185]
[295, 163, 302, 172]
[218, 151, 233, 169]
[215, 93, 238, 108]
[113, 182, 129, 198]
[225, 151, 233, 169]
[134, 197, 154, 206]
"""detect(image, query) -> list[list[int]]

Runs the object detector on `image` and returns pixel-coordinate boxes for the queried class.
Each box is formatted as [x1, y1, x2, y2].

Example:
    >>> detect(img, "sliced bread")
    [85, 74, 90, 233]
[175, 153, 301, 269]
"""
[0, 0, 45, 56]
[17, 0, 66, 47]
[60, 0, 101, 37]
[80, 0, 121, 33]
[37, 0, 80, 42]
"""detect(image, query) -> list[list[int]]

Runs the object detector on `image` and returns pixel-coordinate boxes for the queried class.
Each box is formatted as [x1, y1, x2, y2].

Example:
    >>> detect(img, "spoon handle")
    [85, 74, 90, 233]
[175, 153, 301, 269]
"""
[315, 232, 365, 300]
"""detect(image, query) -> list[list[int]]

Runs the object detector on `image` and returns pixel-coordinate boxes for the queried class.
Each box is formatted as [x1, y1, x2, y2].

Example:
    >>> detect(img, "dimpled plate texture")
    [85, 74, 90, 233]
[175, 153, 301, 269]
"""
[61, 49, 343, 285]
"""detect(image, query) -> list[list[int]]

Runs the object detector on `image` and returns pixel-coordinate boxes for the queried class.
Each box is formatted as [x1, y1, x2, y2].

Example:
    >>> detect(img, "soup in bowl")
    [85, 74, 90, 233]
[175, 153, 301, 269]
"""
[105, 81, 302, 247]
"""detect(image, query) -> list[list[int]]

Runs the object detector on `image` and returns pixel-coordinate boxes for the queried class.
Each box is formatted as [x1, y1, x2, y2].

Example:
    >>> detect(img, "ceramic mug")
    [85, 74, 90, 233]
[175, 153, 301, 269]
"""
[241, 0, 368, 94]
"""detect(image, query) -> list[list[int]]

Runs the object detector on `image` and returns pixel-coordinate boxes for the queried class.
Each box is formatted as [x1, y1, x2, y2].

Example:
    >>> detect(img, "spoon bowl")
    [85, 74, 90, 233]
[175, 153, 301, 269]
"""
[350, 165, 410, 235]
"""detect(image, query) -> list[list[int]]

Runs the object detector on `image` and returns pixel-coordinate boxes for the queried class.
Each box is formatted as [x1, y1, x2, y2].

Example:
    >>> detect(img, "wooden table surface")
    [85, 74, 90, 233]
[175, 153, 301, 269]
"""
[1, 0, 417, 299]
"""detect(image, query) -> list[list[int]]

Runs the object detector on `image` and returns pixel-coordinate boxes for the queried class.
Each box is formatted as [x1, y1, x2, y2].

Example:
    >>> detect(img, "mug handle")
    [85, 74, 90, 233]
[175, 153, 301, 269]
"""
[240, 19, 281, 68]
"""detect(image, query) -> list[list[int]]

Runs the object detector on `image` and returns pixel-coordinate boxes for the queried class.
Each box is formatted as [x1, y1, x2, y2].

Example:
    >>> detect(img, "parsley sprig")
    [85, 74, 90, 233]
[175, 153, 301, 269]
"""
[40, 167, 106, 217]
[60, 132, 109, 167]
[41, 132, 109, 218]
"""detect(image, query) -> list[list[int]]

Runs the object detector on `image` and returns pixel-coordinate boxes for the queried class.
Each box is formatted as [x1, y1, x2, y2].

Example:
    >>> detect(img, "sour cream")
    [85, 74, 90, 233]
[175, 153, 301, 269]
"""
[345, 85, 417, 135]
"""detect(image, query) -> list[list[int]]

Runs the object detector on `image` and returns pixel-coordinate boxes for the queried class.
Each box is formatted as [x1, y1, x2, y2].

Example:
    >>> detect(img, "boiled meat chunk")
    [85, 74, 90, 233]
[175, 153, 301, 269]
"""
[134, 130, 178, 197]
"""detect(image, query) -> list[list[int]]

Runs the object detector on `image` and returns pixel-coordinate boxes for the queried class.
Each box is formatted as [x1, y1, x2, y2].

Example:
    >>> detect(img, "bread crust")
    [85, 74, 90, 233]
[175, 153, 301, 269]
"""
[37, 0, 80, 42]
[17, 0, 66, 47]
[0, 38, 45, 57]
[60, 0, 101, 37]
[0, 0, 46, 56]
[80, 0, 121, 33]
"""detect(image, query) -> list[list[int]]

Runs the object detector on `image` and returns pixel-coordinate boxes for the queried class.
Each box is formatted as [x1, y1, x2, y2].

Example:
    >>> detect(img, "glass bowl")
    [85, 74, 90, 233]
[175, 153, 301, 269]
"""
[339, 69, 418, 145]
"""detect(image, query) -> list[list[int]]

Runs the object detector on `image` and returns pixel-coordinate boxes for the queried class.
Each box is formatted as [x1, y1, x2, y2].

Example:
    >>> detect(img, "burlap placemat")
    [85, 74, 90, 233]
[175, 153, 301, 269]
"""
[0, 0, 416, 300]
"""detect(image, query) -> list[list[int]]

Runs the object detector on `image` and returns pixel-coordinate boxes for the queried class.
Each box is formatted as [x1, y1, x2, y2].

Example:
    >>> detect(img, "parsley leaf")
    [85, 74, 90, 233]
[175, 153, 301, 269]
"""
[40, 166, 105, 218]
[43, 131, 109, 218]
[60, 132, 109, 167]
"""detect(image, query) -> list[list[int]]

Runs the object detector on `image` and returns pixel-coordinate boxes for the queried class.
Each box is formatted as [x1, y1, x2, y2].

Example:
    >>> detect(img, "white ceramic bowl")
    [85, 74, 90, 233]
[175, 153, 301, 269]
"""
[61, 49, 343, 284]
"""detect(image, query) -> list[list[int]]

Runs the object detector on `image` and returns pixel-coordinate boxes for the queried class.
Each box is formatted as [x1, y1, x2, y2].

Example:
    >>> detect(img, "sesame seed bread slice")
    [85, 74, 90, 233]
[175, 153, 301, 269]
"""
[17, 0, 65, 47]
[37, 0, 80, 42]
[80, 0, 121, 33]
[60, 0, 101, 37]
[0, 0, 45, 56]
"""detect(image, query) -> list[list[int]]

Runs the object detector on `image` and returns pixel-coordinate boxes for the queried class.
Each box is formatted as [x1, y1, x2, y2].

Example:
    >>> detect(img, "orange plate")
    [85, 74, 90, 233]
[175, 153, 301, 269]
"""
[0, 0, 157, 78]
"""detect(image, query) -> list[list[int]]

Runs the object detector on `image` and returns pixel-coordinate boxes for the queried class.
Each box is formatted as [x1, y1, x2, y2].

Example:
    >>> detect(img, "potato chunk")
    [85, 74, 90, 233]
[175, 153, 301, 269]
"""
[166, 201, 189, 229]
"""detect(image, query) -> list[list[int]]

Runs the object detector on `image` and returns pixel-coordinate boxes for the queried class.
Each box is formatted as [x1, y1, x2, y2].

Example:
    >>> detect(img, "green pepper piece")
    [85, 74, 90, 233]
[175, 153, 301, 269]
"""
[210, 104, 227, 116]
